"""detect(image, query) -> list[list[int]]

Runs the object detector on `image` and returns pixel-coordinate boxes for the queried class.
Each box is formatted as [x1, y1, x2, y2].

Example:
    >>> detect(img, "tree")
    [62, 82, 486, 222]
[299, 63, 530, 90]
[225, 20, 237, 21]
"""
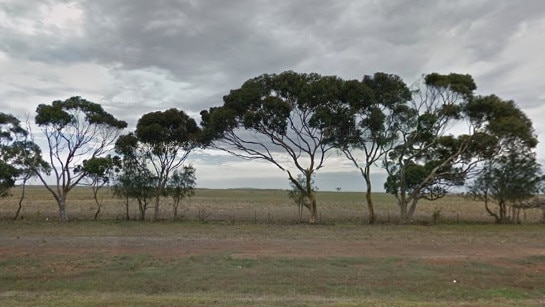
[11, 138, 48, 220]
[113, 133, 157, 221]
[0, 113, 29, 197]
[383, 73, 538, 224]
[201, 71, 344, 224]
[468, 146, 541, 223]
[77, 155, 119, 220]
[287, 173, 318, 223]
[34, 96, 127, 221]
[165, 165, 196, 220]
[335, 73, 412, 224]
[116, 109, 200, 221]
[383, 73, 479, 223]
[465, 95, 540, 223]
[0, 113, 47, 220]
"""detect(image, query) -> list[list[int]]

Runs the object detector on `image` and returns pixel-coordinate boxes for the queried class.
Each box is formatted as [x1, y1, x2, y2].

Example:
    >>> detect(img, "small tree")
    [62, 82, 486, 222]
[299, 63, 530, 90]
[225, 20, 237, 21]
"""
[34, 97, 127, 221]
[465, 93, 540, 224]
[114, 133, 157, 221]
[114, 168, 157, 221]
[288, 174, 318, 223]
[11, 139, 48, 220]
[0, 113, 47, 219]
[165, 165, 196, 220]
[0, 113, 29, 197]
[468, 143, 541, 224]
[119, 108, 201, 221]
[77, 155, 119, 220]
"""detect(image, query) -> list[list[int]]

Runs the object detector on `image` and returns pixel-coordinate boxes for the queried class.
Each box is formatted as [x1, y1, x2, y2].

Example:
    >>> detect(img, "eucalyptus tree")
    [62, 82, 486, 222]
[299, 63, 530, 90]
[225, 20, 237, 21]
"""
[288, 173, 318, 223]
[383, 73, 479, 223]
[466, 95, 540, 223]
[34, 96, 127, 221]
[114, 133, 157, 220]
[0, 113, 48, 220]
[201, 71, 345, 224]
[165, 165, 196, 220]
[0, 113, 29, 196]
[383, 73, 539, 223]
[77, 155, 119, 220]
[116, 108, 201, 221]
[334, 73, 412, 224]
[11, 138, 48, 220]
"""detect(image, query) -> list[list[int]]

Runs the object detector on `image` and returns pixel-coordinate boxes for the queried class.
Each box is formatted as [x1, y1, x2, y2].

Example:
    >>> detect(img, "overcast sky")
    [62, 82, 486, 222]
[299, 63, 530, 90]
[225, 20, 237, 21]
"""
[1, 0, 545, 191]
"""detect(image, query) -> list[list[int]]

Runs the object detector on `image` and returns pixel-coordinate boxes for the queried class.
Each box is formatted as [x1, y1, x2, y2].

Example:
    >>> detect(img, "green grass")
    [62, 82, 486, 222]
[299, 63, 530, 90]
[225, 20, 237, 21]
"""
[1, 221, 545, 305]
[1, 252, 544, 306]
[0, 188, 544, 305]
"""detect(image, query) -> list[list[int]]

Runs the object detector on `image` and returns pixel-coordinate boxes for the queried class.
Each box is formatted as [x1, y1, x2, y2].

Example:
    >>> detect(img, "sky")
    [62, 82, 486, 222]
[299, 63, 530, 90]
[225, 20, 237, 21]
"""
[1, 0, 545, 191]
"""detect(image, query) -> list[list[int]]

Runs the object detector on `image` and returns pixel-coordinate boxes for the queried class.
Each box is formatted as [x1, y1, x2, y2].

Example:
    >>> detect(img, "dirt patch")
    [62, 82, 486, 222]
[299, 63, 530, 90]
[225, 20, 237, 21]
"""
[1, 235, 544, 262]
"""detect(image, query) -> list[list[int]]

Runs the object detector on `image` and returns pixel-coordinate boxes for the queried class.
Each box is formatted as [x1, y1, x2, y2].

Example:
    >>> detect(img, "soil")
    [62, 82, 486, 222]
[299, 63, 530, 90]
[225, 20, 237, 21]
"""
[1, 234, 544, 263]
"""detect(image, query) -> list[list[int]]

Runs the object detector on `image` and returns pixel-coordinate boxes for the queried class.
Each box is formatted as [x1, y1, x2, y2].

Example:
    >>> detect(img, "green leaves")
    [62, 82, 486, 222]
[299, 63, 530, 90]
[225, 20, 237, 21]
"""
[466, 95, 537, 148]
[136, 108, 200, 148]
[424, 73, 476, 99]
[35, 96, 127, 129]
[0, 112, 45, 197]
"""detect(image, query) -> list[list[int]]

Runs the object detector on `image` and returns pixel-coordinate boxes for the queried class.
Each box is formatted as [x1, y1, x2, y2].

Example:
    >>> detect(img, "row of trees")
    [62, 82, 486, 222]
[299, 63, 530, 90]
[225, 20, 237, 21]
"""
[0, 72, 541, 223]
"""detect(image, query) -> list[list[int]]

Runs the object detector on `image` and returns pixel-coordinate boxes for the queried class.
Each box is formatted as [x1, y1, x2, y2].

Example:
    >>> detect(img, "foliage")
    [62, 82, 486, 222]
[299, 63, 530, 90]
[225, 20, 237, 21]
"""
[0, 113, 28, 196]
[467, 142, 542, 224]
[77, 155, 120, 219]
[0, 113, 47, 198]
[201, 71, 347, 224]
[165, 165, 196, 220]
[383, 73, 478, 223]
[335, 72, 412, 224]
[287, 173, 318, 222]
[113, 133, 157, 221]
[34, 96, 127, 221]
[115, 109, 200, 220]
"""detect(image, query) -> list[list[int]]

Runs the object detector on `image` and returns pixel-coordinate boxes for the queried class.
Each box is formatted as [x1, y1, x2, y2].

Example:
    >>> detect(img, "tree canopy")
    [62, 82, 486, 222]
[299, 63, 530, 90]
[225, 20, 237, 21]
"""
[201, 71, 347, 223]
[34, 96, 127, 221]
[116, 108, 201, 221]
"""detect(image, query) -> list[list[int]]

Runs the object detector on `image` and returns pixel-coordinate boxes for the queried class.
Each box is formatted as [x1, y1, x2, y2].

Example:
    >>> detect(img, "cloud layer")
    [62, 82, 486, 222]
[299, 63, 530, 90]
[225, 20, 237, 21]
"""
[1, 0, 544, 190]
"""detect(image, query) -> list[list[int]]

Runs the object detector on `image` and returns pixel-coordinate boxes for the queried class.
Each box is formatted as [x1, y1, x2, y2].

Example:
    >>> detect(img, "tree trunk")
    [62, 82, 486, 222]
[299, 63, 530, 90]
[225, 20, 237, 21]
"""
[138, 199, 146, 221]
[399, 201, 408, 224]
[58, 197, 69, 222]
[365, 187, 375, 225]
[363, 170, 376, 224]
[173, 200, 179, 221]
[308, 192, 317, 224]
[407, 198, 418, 222]
[298, 199, 303, 223]
[14, 178, 28, 220]
[124, 197, 130, 220]
[153, 194, 160, 222]
[92, 188, 101, 220]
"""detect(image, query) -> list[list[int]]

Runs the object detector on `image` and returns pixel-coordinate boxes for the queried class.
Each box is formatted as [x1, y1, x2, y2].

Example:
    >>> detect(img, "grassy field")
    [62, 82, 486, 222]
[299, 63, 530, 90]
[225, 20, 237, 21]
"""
[0, 187, 544, 306]
[1, 185, 543, 224]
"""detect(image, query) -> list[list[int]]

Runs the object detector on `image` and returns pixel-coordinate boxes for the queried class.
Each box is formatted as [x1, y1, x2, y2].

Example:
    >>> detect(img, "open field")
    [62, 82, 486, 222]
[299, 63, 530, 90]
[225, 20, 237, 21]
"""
[0, 187, 545, 305]
[1, 186, 544, 224]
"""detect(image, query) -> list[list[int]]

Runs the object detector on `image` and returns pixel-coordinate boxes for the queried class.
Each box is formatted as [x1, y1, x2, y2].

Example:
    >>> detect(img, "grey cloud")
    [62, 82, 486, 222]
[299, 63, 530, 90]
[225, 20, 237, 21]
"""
[2, 0, 545, 189]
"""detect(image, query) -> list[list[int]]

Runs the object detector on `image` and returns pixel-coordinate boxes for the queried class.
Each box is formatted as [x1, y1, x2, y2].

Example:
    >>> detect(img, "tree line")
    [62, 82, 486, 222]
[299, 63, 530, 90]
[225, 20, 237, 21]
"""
[0, 72, 542, 224]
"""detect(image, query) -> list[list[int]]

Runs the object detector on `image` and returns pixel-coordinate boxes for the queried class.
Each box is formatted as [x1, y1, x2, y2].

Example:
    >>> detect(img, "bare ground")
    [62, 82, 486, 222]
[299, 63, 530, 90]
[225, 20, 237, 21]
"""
[2, 231, 544, 265]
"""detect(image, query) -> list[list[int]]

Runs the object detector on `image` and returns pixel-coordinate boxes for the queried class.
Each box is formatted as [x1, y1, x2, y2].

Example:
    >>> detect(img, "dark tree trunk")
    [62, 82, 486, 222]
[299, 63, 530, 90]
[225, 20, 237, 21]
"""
[364, 171, 376, 224]
[14, 177, 28, 220]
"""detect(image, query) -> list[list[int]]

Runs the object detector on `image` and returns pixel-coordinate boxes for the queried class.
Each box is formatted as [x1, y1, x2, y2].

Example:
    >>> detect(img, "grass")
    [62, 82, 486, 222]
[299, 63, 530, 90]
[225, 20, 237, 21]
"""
[0, 187, 545, 305]
[1, 251, 545, 305]
[1, 185, 543, 224]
